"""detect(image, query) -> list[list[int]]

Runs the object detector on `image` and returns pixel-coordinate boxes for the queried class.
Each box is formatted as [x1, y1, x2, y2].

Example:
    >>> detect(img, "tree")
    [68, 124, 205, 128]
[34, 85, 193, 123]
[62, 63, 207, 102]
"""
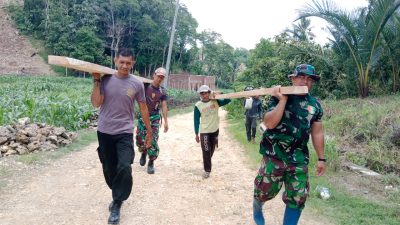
[380, 14, 400, 92]
[298, 0, 400, 97]
[285, 18, 315, 42]
[70, 27, 104, 63]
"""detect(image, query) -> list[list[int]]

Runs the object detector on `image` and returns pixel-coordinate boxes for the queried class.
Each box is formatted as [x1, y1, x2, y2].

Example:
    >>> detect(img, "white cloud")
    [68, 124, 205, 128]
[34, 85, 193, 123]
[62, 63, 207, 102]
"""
[180, 0, 368, 49]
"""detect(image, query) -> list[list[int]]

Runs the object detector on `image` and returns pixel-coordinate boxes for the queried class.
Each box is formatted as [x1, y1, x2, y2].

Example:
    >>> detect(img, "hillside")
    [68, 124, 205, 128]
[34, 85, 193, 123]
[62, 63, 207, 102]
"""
[0, 0, 52, 75]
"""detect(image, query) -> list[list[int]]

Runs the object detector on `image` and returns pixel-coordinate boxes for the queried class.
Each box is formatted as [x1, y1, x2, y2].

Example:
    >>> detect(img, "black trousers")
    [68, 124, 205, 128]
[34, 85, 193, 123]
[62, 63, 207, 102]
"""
[97, 131, 134, 202]
[245, 116, 257, 141]
[200, 130, 219, 172]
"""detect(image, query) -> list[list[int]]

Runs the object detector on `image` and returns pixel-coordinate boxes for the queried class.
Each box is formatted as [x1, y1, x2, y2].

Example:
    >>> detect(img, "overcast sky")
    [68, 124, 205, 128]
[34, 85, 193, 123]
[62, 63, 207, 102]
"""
[179, 0, 368, 49]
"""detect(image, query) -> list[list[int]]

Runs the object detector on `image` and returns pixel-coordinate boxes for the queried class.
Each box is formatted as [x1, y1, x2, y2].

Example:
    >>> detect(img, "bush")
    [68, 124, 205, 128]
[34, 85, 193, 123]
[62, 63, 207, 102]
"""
[167, 89, 199, 109]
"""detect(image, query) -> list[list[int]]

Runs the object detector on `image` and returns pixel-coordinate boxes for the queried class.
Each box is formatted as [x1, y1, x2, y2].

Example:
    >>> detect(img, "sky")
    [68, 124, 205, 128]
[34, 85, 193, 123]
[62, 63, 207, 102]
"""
[179, 0, 368, 49]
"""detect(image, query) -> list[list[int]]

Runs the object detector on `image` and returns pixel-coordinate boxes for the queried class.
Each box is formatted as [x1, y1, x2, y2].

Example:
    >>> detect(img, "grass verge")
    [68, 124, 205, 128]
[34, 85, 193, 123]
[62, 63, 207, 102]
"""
[307, 174, 400, 225]
[169, 105, 194, 117]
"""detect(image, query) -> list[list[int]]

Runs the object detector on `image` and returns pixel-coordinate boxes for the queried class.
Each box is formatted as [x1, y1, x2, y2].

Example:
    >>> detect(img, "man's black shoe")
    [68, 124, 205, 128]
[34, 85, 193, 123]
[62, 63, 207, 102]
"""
[108, 200, 122, 224]
[139, 153, 146, 166]
[147, 160, 155, 174]
[108, 200, 115, 212]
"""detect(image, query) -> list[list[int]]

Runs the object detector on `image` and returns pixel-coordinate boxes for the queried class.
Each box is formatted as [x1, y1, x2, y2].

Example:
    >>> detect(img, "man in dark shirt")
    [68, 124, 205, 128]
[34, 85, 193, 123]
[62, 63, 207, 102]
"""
[136, 67, 169, 174]
[245, 95, 263, 143]
[91, 48, 152, 224]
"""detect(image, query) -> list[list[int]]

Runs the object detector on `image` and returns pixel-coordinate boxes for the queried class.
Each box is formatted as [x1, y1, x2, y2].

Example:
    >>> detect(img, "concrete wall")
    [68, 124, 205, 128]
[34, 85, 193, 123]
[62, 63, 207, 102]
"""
[168, 74, 190, 90]
[169, 73, 215, 91]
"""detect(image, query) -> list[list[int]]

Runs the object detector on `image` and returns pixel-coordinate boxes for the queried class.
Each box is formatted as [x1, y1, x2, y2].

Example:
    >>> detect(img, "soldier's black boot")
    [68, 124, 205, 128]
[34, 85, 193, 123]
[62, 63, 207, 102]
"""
[139, 152, 146, 166]
[108, 200, 122, 224]
[147, 159, 155, 174]
[108, 200, 115, 212]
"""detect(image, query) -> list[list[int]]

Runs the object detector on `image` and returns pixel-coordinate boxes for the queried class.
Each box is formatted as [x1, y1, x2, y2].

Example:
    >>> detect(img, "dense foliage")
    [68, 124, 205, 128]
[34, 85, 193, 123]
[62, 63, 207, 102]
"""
[237, 0, 400, 98]
[5, 0, 400, 97]
[6, 0, 248, 88]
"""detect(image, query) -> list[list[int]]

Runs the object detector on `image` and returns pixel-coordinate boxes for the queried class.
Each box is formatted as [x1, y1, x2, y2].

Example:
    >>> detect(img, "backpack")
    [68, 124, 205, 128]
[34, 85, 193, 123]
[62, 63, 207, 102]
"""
[244, 97, 253, 109]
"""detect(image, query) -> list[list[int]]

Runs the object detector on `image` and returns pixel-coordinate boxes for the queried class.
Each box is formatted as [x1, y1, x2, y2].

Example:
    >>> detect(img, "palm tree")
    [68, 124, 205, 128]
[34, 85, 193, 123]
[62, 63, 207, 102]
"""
[285, 18, 316, 41]
[298, 0, 400, 97]
[380, 14, 400, 92]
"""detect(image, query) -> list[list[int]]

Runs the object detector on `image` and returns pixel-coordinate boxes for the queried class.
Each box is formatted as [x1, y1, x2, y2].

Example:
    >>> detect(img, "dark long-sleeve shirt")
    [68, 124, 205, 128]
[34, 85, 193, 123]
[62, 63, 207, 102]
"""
[245, 98, 263, 118]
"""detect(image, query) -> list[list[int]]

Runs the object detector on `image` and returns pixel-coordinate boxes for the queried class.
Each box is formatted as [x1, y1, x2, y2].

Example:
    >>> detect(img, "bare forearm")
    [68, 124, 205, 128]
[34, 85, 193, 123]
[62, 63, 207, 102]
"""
[139, 103, 152, 132]
[264, 99, 287, 129]
[312, 133, 325, 158]
[311, 122, 325, 159]
[162, 101, 168, 123]
[91, 82, 102, 107]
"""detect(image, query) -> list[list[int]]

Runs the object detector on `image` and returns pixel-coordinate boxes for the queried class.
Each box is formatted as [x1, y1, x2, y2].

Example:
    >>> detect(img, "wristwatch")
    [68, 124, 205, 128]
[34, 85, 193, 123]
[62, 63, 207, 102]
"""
[318, 158, 327, 162]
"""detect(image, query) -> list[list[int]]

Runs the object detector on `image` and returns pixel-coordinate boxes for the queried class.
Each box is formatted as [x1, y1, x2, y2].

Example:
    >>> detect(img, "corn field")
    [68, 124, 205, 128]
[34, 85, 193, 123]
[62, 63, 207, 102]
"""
[0, 76, 199, 131]
[0, 76, 95, 130]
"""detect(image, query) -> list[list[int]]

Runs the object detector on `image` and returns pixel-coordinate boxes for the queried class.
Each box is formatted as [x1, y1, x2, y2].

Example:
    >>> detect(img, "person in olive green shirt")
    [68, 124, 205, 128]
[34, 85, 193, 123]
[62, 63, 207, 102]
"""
[194, 85, 231, 179]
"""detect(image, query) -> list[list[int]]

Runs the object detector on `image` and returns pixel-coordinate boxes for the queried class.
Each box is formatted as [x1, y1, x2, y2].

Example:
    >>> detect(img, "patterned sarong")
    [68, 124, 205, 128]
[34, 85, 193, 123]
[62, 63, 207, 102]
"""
[136, 114, 161, 160]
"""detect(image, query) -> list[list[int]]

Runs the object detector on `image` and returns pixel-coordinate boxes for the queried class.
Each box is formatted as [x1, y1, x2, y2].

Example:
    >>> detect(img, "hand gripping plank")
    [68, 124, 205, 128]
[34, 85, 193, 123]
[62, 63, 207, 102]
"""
[213, 86, 308, 99]
[48, 55, 152, 83]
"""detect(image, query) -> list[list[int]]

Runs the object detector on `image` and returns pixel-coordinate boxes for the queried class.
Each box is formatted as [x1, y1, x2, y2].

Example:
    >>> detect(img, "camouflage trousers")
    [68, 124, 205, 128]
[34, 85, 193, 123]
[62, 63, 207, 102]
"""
[136, 114, 161, 160]
[254, 156, 309, 210]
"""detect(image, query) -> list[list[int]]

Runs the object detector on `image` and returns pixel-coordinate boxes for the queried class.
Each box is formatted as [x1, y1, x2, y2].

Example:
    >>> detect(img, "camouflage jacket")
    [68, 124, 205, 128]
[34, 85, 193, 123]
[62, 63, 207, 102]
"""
[260, 94, 323, 165]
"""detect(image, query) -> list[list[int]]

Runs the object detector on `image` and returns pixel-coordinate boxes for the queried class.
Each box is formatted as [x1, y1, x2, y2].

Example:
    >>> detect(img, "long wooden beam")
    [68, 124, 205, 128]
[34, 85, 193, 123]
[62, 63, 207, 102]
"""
[48, 55, 152, 83]
[213, 86, 308, 99]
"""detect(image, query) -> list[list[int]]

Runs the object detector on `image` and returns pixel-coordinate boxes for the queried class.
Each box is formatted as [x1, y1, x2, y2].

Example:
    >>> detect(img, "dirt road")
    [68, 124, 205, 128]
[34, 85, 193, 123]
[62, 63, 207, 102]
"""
[0, 111, 327, 225]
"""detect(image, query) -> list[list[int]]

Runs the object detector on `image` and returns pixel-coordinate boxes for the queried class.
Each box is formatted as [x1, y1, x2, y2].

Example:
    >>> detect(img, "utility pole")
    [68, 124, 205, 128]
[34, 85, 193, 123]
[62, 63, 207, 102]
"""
[164, 0, 179, 88]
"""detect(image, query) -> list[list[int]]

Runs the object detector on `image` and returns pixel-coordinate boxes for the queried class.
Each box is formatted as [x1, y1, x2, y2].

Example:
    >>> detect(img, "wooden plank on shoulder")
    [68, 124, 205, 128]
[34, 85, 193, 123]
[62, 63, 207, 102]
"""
[213, 86, 308, 99]
[48, 55, 152, 83]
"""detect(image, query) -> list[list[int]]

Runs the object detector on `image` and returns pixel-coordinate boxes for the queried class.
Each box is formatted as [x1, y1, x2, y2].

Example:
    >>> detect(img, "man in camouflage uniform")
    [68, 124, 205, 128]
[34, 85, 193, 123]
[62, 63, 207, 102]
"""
[136, 67, 169, 174]
[253, 64, 326, 225]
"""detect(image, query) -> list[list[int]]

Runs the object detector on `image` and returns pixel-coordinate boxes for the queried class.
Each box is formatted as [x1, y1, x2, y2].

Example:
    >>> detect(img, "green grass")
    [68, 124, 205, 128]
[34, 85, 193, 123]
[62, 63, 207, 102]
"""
[226, 119, 262, 167]
[167, 89, 199, 108]
[323, 95, 400, 173]
[0, 168, 11, 189]
[307, 175, 400, 225]
[18, 153, 41, 165]
[169, 105, 194, 117]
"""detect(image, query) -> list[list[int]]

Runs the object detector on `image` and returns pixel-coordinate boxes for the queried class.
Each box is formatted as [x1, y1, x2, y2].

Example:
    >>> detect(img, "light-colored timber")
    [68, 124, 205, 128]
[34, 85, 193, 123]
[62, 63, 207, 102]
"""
[213, 86, 308, 99]
[48, 55, 152, 83]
